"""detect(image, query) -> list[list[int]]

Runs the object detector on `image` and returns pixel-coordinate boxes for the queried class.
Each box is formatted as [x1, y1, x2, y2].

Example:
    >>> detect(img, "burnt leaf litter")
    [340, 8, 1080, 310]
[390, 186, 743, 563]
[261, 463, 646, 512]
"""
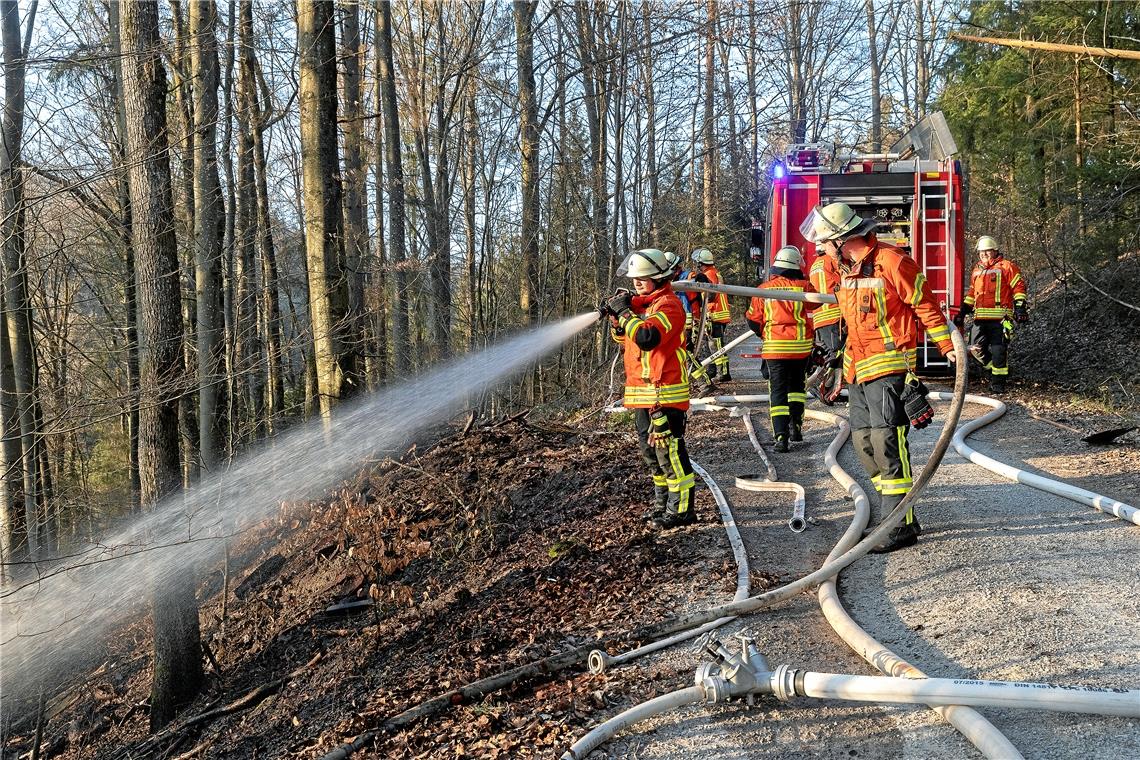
[14, 418, 733, 759]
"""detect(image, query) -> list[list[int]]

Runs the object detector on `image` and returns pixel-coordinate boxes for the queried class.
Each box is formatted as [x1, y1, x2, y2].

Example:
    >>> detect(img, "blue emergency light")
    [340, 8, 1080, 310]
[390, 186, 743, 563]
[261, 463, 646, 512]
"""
[771, 162, 786, 180]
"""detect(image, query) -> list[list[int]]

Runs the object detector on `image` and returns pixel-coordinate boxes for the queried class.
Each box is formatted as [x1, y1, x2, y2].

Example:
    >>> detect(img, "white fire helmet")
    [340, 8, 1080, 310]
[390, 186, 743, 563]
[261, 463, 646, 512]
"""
[975, 235, 1000, 253]
[772, 245, 804, 271]
[691, 248, 715, 265]
[799, 202, 875, 243]
[663, 251, 680, 273]
[619, 248, 673, 280]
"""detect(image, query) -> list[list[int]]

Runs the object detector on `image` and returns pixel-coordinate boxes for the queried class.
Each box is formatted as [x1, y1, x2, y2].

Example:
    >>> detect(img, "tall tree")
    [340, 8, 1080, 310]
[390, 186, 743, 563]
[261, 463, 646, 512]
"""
[119, 0, 204, 728]
[340, 0, 368, 376]
[515, 0, 540, 324]
[702, 0, 717, 231]
[370, 6, 389, 385]
[190, 0, 226, 469]
[235, 0, 265, 437]
[377, 0, 410, 375]
[1, 0, 42, 560]
[298, 0, 357, 420]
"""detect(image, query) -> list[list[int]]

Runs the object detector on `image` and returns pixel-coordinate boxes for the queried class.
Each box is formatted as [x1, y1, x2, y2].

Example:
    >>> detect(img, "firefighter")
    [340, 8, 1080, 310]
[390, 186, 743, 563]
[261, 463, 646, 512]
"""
[745, 246, 819, 452]
[953, 236, 1028, 393]
[665, 251, 713, 393]
[801, 202, 956, 553]
[690, 248, 733, 382]
[808, 243, 845, 401]
[603, 248, 697, 529]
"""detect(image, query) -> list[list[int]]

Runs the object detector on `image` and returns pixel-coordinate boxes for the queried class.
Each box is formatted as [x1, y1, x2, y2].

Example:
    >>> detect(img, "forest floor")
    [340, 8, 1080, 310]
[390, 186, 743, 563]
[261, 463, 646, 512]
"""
[3, 265, 1138, 760]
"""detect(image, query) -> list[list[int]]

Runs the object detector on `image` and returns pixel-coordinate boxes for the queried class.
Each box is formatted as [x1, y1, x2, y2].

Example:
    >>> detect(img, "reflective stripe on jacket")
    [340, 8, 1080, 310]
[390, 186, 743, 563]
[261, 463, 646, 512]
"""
[808, 255, 843, 328]
[837, 237, 954, 384]
[745, 276, 819, 360]
[616, 284, 690, 410]
[700, 265, 731, 323]
[963, 258, 1027, 320]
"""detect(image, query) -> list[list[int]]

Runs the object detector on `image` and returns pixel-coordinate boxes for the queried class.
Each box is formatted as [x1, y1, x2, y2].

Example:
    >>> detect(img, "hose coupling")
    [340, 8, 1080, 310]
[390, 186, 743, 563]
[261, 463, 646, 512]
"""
[701, 675, 732, 704]
[771, 663, 802, 701]
[587, 649, 612, 675]
[694, 660, 720, 687]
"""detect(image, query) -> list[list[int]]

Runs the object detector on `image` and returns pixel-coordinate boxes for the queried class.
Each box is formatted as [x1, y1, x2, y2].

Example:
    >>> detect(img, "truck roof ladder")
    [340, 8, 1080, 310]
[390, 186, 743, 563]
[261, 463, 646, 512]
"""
[920, 182, 951, 369]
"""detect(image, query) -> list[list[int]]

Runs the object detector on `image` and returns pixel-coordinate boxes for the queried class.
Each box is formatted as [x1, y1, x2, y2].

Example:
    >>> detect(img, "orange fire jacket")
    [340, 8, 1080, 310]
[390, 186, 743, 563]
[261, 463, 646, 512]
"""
[610, 283, 690, 410]
[964, 257, 1027, 320]
[698, 265, 731, 323]
[745, 276, 819, 360]
[808, 254, 843, 329]
[836, 236, 954, 384]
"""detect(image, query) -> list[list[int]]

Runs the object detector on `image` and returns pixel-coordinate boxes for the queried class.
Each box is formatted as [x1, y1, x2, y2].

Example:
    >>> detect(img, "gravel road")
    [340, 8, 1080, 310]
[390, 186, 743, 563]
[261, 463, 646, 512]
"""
[581, 337, 1139, 759]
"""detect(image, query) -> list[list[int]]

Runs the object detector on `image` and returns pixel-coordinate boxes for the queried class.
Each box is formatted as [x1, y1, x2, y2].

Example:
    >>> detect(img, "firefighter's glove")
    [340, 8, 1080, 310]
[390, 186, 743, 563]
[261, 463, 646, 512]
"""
[1002, 318, 1014, 341]
[902, 374, 934, 430]
[1013, 301, 1028, 324]
[604, 290, 633, 320]
[647, 410, 674, 449]
[953, 304, 972, 329]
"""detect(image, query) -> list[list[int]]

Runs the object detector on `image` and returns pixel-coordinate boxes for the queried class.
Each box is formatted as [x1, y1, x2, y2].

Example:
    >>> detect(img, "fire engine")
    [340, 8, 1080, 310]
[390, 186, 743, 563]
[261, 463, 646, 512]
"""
[753, 112, 965, 371]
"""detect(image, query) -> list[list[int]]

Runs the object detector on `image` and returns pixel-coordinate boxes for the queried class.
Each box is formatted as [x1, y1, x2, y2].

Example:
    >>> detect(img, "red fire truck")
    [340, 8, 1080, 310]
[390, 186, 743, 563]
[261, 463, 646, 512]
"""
[754, 113, 965, 371]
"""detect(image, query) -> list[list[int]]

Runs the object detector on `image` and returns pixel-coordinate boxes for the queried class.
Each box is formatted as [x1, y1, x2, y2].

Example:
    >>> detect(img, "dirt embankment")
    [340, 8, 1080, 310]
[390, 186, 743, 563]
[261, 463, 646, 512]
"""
[4, 419, 733, 760]
[1014, 253, 1140, 410]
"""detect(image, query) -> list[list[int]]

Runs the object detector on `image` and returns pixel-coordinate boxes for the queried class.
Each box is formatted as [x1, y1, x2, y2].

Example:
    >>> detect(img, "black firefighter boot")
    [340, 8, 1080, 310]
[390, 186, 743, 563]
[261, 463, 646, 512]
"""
[642, 483, 670, 522]
[650, 507, 697, 530]
[870, 503, 922, 554]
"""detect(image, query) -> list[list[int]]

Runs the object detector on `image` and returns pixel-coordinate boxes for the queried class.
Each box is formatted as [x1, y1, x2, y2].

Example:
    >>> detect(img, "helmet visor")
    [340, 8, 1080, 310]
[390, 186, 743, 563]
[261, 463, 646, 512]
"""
[799, 205, 851, 243]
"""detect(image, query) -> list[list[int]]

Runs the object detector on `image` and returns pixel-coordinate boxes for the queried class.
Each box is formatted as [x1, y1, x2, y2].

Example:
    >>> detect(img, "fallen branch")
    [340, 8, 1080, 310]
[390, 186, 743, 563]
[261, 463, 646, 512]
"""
[133, 653, 322, 758]
[317, 644, 599, 759]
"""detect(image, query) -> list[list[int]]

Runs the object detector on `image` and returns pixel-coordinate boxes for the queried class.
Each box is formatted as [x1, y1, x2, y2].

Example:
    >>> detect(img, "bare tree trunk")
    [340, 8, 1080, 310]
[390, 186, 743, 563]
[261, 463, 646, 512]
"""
[1, 0, 42, 560]
[377, 0, 410, 375]
[641, 0, 658, 244]
[109, 0, 140, 512]
[747, 0, 759, 201]
[370, 8, 389, 385]
[236, 0, 264, 439]
[190, 0, 226, 470]
[119, 0, 203, 729]
[461, 82, 478, 349]
[219, 0, 237, 452]
[250, 74, 284, 433]
[515, 0, 540, 324]
[702, 0, 716, 232]
[914, 0, 929, 119]
[340, 0, 368, 379]
[298, 0, 355, 421]
[0, 300, 20, 574]
[573, 4, 610, 321]
[865, 0, 882, 151]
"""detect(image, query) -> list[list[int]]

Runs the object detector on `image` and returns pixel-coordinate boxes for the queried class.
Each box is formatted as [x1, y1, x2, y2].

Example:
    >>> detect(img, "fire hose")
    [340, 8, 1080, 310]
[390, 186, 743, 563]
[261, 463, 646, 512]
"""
[928, 392, 1138, 525]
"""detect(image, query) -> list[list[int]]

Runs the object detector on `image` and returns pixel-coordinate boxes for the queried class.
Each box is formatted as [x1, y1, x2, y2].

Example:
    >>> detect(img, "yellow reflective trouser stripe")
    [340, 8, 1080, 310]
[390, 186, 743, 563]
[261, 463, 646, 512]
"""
[770, 405, 790, 418]
[880, 425, 913, 496]
[788, 392, 807, 403]
[763, 338, 813, 352]
[653, 474, 668, 487]
[666, 438, 693, 513]
[871, 474, 882, 492]
[927, 324, 951, 343]
[991, 365, 1009, 376]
